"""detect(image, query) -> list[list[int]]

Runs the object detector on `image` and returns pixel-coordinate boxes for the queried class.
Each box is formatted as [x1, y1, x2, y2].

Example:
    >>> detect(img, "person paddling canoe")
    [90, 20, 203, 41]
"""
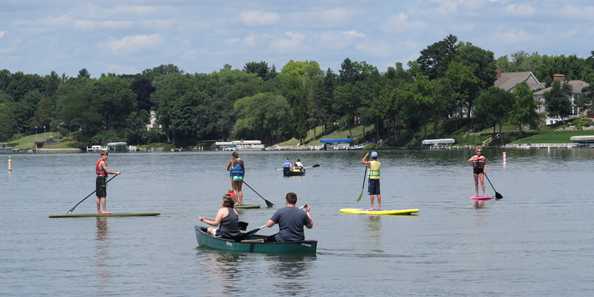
[225, 151, 245, 205]
[468, 146, 487, 196]
[264, 192, 313, 242]
[361, 151, 382, 210]
[96, 150, 120, 214]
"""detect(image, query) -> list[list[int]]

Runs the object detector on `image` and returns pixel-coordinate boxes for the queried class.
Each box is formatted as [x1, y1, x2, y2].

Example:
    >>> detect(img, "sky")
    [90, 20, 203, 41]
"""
[1, 0, 593, 76]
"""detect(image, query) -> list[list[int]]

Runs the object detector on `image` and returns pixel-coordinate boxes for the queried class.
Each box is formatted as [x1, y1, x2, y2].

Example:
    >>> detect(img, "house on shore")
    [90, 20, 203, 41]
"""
[494, 71, 590, 125]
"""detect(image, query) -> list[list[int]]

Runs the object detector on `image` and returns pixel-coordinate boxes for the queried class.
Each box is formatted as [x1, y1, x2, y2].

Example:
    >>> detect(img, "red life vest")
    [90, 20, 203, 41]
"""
[96, 159, 108, 177]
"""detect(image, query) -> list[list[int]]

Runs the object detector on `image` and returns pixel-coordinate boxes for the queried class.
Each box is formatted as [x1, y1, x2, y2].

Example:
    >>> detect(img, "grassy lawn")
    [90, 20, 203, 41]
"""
[512, 130, 594, 144]
[273, 125, 374, 146]
[9, 132, 62, 149]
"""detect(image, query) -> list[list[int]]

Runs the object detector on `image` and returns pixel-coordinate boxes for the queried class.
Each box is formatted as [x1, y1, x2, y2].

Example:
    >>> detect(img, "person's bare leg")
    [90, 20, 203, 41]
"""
[377, 194, 382, 210]
[369, 195, 375, 210]
[100, 198, 111, 214]
[473, 175, 479, 196]
[96, 197, 101, 214]
[479, 174, 486, 195]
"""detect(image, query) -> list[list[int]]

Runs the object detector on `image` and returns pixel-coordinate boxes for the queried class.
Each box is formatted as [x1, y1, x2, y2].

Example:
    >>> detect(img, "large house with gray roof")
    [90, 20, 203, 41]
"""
[494, 71, 590, 125]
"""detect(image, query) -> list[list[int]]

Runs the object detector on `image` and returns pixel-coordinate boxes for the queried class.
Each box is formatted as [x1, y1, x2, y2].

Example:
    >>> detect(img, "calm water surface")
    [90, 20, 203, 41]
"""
[1, 149, 594, 297]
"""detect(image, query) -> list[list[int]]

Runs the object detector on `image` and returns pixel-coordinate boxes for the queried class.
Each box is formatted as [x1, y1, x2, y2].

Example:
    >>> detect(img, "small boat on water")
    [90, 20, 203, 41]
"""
[194, 226, 317, 254]
[283, 167, 305, 177]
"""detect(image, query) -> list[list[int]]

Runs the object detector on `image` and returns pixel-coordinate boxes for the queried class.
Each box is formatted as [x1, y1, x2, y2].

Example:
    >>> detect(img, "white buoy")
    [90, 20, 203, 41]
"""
[8, 156, 13, 171]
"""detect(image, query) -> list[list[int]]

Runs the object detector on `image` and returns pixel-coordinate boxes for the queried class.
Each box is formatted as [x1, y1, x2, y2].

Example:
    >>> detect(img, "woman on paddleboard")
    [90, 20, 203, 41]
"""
[468, 146, 487, 196]
[225, 151, 245, 205]
[361, 151, 382, 210]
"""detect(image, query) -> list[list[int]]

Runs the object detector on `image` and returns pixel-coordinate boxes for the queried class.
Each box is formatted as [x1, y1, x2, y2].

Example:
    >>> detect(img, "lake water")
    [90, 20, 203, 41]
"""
[1, 149, 593, 297]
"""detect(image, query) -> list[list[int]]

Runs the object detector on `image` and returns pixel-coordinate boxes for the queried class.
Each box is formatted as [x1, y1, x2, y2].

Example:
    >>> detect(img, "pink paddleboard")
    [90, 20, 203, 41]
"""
[470, 195, 493, 201]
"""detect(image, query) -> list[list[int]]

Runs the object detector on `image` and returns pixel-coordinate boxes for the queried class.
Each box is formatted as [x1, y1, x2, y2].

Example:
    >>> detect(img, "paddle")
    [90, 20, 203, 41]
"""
[67, 175, 118, 213]
[356, 153, 369, 202]
[242, 180, 274, 208]
[243, 205, 307, 237]
[484, 173, 503, 200]
[276, 163, 320, 171]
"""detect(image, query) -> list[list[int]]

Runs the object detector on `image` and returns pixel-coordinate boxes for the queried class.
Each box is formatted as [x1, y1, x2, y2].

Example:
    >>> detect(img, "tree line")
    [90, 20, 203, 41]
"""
[1, 35, 593, 147]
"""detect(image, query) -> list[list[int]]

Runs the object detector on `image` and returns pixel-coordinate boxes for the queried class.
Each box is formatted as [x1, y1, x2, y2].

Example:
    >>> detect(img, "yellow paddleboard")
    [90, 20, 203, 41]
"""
[339, 208, 419, 216]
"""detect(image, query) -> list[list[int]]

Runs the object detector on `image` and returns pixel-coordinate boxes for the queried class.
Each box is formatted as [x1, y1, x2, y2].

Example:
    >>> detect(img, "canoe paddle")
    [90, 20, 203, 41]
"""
[67, 175, 118, 213]
[276, 163, 320, 171]
[242, 180, 274, 208]
[484, 173, 503, 200]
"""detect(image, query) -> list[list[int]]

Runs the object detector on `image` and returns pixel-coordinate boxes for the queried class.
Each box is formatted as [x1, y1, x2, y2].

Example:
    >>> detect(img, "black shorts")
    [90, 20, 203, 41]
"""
[473, 168, 484, 175]
[96, 176, 107, 198]
[368, 179, 381, 195]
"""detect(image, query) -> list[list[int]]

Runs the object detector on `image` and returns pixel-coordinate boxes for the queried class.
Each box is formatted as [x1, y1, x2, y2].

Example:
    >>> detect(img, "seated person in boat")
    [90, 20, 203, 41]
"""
[293, 159, 304, 171]
[199, 195, 241, 239]
[282, 158, 292, 175]
[264, 192, 313, 242]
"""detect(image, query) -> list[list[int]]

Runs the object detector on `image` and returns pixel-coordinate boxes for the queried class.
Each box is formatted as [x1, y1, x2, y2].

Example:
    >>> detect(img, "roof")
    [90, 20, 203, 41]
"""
[534, 80, 590, 96]
[320, 138, 353, 144]
[494, 71, 544, 92]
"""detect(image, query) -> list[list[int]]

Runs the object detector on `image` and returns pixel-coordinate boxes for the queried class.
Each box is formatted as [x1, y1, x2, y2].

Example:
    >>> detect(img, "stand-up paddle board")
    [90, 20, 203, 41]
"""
[339, 208, 419, 216]
[235, 204, 261, 209]
[470, 195, 493, 201]
[48, 212, 160, 218]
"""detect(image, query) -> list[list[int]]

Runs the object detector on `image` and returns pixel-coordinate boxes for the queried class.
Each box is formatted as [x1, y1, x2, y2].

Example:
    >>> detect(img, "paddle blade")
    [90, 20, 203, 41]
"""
[356, 191, 364, 202]
[264, 199, 274, 208]
[495, 192, 503, 200]
[312, 164, 320, 168]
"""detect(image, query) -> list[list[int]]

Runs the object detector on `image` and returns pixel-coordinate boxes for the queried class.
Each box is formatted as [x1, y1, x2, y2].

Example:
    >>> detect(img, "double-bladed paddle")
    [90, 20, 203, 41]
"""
[67, 175, 119, 213]
[484, 173, 503, 200]
[242, 180, 274, 208]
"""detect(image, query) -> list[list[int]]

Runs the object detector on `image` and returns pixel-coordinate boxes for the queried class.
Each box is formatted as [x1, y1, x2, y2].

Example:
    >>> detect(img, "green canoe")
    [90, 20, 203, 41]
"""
[194, 226, 317, 255]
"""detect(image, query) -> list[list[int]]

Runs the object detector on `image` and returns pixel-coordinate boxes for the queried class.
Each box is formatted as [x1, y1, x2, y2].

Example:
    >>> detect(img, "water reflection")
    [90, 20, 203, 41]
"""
[266, 255, 315, 296]
[95, 218, 110, 291]
[199, 251, 245, 295]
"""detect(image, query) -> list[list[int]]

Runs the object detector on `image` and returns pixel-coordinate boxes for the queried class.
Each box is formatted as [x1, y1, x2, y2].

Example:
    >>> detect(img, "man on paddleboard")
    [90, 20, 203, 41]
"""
[225, 151, 245, 205]
[361, 151, 382, 210]
[468, 146, 487, 196]
[96, 150, 120, 214]
[264, 192, 313, 242]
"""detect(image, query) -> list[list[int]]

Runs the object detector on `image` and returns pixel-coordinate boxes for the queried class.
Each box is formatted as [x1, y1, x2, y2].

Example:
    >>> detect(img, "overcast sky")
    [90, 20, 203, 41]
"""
[1, 0, 593, 76]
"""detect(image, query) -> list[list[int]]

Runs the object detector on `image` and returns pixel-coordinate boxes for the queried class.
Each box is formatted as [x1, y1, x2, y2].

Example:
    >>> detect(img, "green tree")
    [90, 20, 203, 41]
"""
[233, 93, 291, 144]
[544, 81, 572, 119]
[474, 87, 514, 133]
[0, 91, 15, 140]
[509, 83, 539, 132]
[417, 34, 458, 79]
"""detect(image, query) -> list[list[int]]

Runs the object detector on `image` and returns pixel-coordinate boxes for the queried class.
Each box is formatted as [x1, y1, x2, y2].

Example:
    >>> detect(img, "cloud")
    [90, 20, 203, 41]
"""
[386, 13, 409, 33]
[75, 19, 132, 30]
[110, 5, 158, 15]
[319, 30, 365, 49]
[506, 4, 535, 16]
[433, 0, 484, 15]
[310, 7, 354, 25]
[495, 29, 531, 43]
[240, 10, 279, 26]
[0, 31, 5, 39]
[270, 32, 305, 51]
[559, 5, 594, 19]
[107, 34, 162, 53]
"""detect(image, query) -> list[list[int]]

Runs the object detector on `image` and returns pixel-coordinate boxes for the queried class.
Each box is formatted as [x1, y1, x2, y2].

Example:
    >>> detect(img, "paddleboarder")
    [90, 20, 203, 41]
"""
[96, 150, 120, 214]
[361, 151, 382, 210]
[468, 146, 487, 196]
[264, 192, 313, 242]
[225, 151, 245, 205]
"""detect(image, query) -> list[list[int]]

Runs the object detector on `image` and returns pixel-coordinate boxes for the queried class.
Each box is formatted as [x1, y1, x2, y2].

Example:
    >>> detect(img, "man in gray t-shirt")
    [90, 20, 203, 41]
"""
[265, 192, 313, 242]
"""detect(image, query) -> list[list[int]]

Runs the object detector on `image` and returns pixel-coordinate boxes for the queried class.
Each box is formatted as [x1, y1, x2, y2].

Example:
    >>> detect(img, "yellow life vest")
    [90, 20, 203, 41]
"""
[368, 160, 381, 180]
